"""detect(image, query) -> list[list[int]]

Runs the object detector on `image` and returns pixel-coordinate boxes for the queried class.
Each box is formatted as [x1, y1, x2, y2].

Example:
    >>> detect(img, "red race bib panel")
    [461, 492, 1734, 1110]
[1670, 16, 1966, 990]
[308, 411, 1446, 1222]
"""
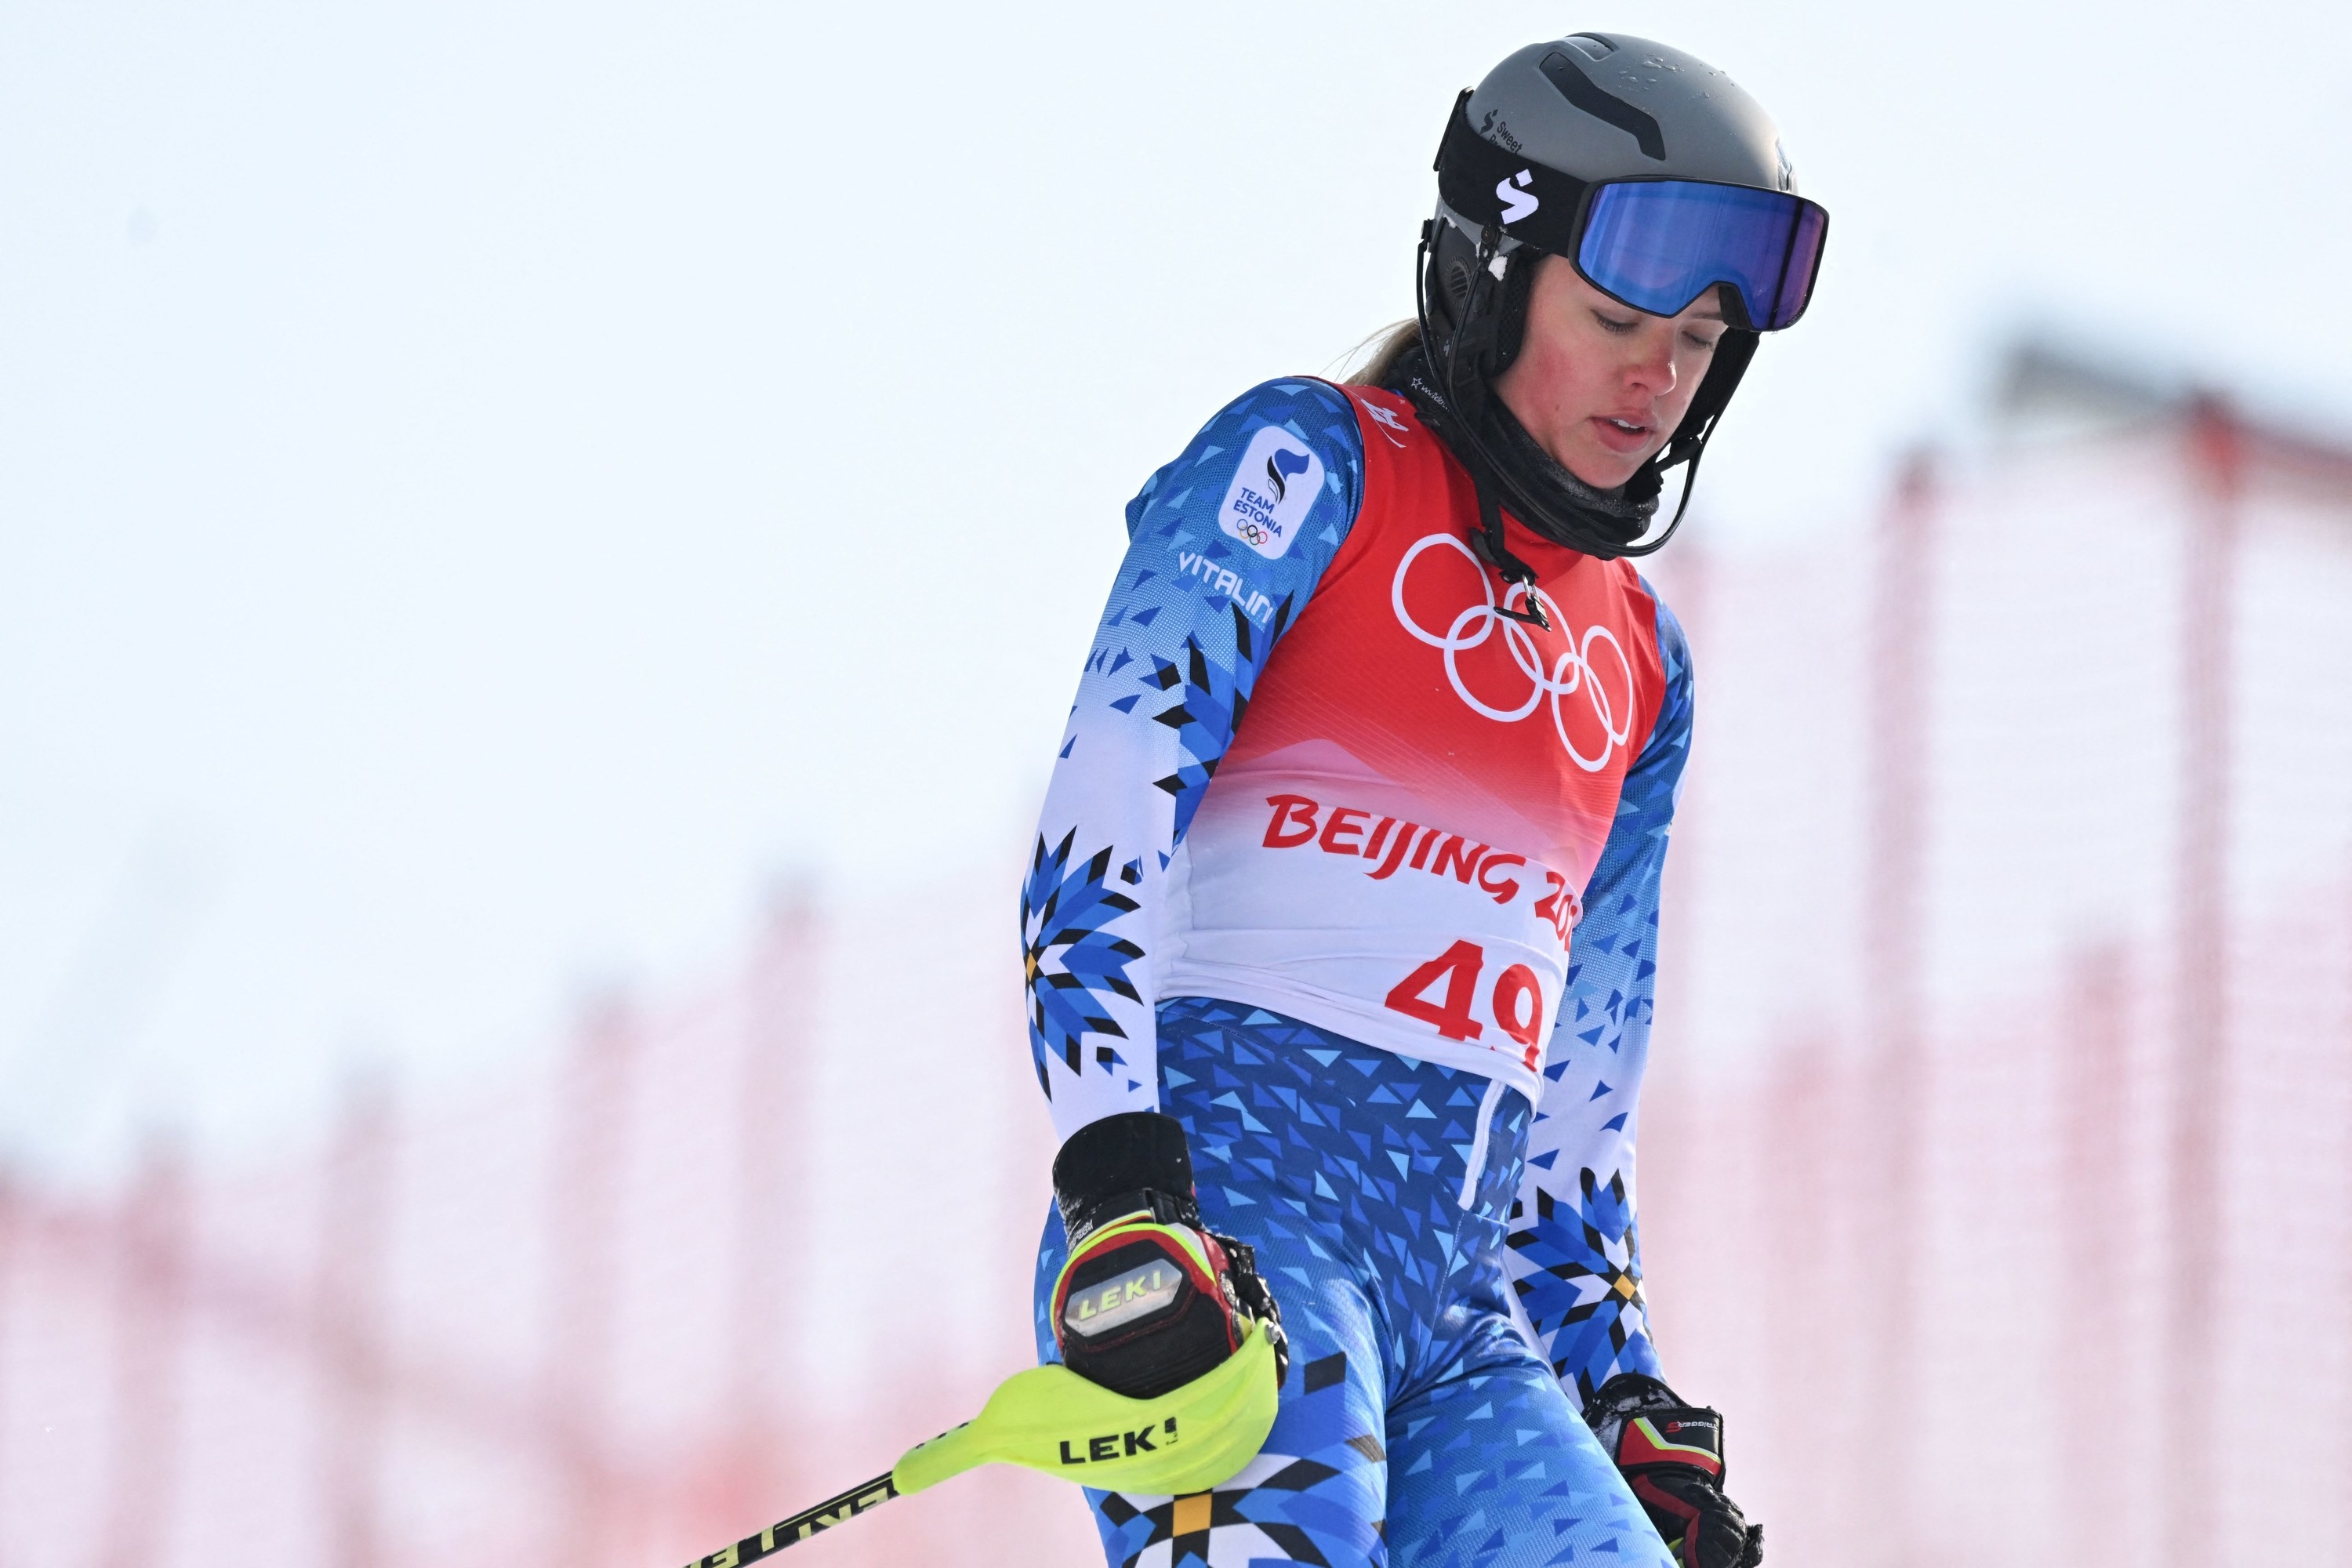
[1158, 387, 1668, 1098]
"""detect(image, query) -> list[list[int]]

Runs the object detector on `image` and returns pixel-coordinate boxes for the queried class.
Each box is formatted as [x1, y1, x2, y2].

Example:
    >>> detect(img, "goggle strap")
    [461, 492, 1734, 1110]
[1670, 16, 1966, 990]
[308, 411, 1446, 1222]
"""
[1432, 89, 1592, 256]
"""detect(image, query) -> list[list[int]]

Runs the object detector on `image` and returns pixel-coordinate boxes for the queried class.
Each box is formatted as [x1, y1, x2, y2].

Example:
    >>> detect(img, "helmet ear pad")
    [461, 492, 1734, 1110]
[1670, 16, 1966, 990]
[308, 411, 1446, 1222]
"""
[1422, 219, 1544, 388]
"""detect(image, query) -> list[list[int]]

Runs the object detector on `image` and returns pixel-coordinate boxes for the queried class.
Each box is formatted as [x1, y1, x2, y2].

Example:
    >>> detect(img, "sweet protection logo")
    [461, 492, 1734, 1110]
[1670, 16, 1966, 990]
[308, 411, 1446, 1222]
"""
[1218, 426, 1323, 561]
[1497, 169, 1540, 225]
[1391, 533, 1635, 771]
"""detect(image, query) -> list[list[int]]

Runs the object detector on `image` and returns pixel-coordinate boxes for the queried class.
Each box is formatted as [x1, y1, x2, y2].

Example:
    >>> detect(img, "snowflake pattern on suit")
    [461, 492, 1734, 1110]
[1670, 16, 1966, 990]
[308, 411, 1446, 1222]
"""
[1505, 599, 1692, 1400]
[1022, 379, 1364, 1132]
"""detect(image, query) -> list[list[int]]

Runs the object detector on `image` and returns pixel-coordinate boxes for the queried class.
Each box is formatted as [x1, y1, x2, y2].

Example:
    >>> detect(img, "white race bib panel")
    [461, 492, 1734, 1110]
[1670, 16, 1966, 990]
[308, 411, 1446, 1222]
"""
[1165, 785, 1577, 1081]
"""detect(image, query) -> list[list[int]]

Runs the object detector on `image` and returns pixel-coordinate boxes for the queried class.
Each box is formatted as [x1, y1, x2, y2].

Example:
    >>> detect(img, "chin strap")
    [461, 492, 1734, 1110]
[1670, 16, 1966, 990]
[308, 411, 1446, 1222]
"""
[1627, 327, 1757, 556]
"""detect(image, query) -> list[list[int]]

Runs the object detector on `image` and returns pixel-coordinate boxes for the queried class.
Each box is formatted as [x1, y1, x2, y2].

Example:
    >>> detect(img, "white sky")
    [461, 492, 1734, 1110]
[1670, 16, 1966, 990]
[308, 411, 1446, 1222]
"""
[4, 0, 2348, 1180]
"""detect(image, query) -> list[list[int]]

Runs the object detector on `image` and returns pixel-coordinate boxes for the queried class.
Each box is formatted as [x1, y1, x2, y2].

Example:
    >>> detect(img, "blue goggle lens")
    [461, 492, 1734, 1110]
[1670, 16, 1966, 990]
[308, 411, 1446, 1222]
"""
[1577, 181, 1829, 331]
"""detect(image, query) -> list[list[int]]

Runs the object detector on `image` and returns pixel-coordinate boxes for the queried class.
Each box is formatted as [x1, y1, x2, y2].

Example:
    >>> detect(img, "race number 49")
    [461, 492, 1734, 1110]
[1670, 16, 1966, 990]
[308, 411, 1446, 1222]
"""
[1383, 940, 1546, 1065]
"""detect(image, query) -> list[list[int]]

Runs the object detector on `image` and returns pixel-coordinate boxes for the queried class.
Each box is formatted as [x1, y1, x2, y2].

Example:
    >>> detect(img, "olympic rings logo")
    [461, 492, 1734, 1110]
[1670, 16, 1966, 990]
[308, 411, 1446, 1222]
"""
[1235, 520, 1271, 546]
[1389, 533, 1635, 773]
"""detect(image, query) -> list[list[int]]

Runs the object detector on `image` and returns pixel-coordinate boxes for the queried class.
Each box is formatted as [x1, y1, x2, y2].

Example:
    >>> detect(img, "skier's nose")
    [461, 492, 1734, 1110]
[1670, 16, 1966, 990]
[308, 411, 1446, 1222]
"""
[1625, 328, 1679, 400]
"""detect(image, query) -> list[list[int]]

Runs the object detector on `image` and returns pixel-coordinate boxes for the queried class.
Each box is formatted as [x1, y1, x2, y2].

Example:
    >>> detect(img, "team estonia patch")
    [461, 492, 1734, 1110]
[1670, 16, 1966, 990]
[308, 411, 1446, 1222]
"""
[1217, 426, 1323, 561]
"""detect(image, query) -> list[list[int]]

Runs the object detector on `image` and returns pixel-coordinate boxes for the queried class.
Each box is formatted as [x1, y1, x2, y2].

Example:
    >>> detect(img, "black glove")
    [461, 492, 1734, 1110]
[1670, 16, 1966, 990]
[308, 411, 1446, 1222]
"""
[1582, 1373, 1762, 1568]
[1050, 1112, 1287, 1399]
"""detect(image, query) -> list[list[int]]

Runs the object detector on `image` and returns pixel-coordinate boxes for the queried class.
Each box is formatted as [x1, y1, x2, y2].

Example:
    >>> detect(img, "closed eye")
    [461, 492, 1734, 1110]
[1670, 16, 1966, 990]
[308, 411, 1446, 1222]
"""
[1590, 309, 1640, 336]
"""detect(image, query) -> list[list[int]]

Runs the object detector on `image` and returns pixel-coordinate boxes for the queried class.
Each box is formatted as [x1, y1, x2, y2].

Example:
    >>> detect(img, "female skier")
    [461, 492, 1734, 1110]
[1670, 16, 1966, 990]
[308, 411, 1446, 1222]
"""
[1023, 34, 1827, 1568]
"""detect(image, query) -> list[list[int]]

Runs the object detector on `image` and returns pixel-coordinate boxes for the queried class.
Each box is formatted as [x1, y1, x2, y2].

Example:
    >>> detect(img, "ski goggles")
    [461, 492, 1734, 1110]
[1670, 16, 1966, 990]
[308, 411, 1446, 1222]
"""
[1433, 89, 1829, 331]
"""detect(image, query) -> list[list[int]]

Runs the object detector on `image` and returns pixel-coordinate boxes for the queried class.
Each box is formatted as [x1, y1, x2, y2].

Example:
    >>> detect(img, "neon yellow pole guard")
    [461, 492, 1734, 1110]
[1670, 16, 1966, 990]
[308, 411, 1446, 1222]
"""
[894, 1320, 1279, 1497]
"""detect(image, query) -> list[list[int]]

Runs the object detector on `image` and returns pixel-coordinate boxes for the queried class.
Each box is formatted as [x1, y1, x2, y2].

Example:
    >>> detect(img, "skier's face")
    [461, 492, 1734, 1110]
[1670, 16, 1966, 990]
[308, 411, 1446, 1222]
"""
[1492, 256, 1728, 492]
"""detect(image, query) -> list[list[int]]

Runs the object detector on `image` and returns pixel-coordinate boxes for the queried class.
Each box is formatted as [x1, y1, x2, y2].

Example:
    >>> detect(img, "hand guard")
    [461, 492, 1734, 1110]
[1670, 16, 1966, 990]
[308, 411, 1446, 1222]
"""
[1051, 1112, 1288, 1400]
[1582, 1374, 1763, 1568]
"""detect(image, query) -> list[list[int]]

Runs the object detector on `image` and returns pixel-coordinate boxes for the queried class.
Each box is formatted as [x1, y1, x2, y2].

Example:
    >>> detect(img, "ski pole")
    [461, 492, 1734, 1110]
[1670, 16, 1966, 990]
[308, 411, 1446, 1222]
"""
[679, 1472, 903, 1565]
[673, 1318, 1280, 1566]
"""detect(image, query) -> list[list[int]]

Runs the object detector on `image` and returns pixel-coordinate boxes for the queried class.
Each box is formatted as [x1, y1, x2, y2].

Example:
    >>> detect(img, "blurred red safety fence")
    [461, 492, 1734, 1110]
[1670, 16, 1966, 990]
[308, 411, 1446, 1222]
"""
[4, 362, 2350, 1568]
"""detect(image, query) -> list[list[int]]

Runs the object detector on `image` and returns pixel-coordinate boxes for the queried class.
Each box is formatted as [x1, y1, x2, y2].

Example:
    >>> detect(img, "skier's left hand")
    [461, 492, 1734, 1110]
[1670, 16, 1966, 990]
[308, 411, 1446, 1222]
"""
[1049, 1111, 1289, 1402]
[1582, 1374, 1763, 1568]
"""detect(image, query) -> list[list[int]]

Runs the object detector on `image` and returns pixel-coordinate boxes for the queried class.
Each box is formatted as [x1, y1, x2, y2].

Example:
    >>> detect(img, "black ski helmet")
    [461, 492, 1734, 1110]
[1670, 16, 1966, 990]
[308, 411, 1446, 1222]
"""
[1404, 34, 1828, 572]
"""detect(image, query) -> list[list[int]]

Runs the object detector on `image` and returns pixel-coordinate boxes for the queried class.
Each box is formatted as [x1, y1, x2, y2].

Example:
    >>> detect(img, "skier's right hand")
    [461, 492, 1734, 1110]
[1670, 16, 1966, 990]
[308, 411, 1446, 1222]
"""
[1583, 1373, 1763, 1568]
[1050, 1112, 1288, 1400]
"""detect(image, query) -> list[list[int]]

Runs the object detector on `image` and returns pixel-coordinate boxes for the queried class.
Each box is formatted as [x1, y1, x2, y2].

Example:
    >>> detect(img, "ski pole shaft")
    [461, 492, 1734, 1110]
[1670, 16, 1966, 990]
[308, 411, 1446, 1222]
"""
[679, 1472, 900, 1566]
